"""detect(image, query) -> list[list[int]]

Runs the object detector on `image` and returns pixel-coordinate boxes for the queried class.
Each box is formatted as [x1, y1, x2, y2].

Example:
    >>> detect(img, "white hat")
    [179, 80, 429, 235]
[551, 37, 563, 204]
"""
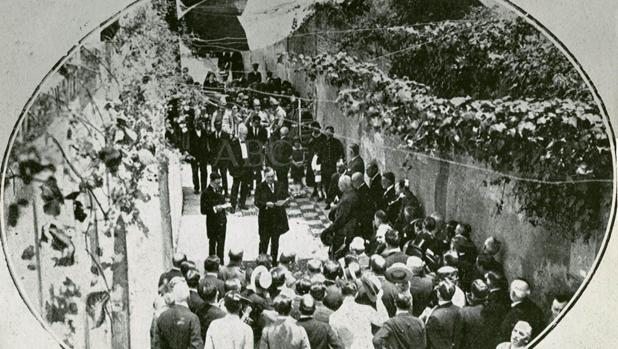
[350, 237, 365, 252]
[249, 265, 272, 291]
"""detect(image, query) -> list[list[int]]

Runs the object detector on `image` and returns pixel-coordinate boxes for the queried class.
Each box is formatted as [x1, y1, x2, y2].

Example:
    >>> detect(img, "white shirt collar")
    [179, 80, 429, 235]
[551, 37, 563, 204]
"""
[511, 300, 523, 308]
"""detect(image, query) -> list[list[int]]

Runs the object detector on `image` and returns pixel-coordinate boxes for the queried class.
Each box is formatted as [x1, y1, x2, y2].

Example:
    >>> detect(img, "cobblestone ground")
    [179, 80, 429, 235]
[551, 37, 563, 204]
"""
[175, 163, 330, 272]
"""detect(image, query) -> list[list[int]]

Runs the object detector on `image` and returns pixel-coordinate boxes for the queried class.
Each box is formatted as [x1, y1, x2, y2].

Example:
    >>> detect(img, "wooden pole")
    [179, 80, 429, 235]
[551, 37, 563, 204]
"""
[31, 199, 44, 314]
[111, 215, 131, 349]
[159, 155, 174, 270]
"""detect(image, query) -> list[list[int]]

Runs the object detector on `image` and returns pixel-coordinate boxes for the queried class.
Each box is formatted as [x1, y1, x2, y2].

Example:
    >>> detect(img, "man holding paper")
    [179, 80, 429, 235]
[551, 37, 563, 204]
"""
[201, 172, 231, 261]
[254, 167, 290, 264]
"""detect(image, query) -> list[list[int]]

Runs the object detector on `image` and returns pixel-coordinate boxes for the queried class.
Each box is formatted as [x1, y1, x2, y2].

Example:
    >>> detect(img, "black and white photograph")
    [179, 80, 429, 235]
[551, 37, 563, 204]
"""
[0, 0, 616, 348]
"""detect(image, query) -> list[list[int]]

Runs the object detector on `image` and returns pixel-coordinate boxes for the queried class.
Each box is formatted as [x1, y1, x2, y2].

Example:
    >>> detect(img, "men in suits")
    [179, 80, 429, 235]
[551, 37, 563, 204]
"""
[202, 255, 225, 297]
[322, 175, 361, 259]
[407, 256, 435, 317]
[325, 159, 346, 210]
[319, 126, 345, 203]
[351, 172, 374, 240]
[210, 119, 232, 197]
[188, 116, 210, 194]
[196, 277, 225, 340]
[185, 269, 206, 314]
[366, 161, 383, 211]
[424, 279, 463, 349]
[247, 115, 268, 190]
[381, 229, 408, 268]
[499, 279, 545, 343]
[380, 172, 397, 221]
[200, 172, 228, 261]
[484, 270, 511, 347]
[228, 125, 252, 211]
[345, 143, 365, 176]
[219, 248, 249, 287]
[297, 295, 343, 349]
[255, 167, 290, 264]
[247, 63, 262, 85]
[269, 126, 293, 195]
[373, 292, 426, 349]
[460, 279, 493, 349]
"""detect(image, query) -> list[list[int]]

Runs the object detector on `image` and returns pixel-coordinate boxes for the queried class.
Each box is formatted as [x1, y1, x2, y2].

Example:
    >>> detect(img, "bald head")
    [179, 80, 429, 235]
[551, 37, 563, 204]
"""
[280, 126, 289, 136]
[510, 279, 531, 302]
[351, 172, 364, 189]
[338, 175, 352, 192]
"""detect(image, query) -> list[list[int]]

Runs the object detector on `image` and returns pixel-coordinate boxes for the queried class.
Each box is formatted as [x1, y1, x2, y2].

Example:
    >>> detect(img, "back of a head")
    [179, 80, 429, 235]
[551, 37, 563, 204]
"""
[437, 279, 456, 302]
[510, 279, 531, 302]
[395, 292, 412, 311]
[385, 229, 400, 247]
[224, 278, 242, 293]
[204, 255, 221, 273]
[171, 277, 190, 304]
[351, 172, 364, 188]
[299, 294, 316, 316]
[296, 277, 312, 295]
[185, 268, 201, 289]
[338, 175, 352, 192]
[370, 254, 387, 275]
[228, 248, 244, 263]
[256, 254, 273, 269]
[383, 172, 395, 185]
[310, 282, 326, 301]
[374, 210, 388, 224]
[279, 251, 296, 265]
[468, 279, 489, 304]
[307, 258, 323, 274]
[224, 291, 243, 314]
[485, 270, 506, 289]
[324, 260, 341, 280]
[484, 236, 502, 256]
[423, 217, 436, 233]
[270, 267, 286, 289]
[406, 256, 425, 276]
[273, 295, 293, 316]
[198, 278, 218, 302]
[172, 252, 187, 269]
[341, 281, 358, 297]
[180, 260, 196, 276]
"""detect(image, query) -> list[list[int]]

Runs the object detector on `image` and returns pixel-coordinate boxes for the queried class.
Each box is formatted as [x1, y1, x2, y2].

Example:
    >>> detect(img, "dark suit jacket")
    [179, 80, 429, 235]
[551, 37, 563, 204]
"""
[461, 304, 492, 349]
[210, 130, 232, 168]
[188, 129, 210, 161]
[500, 298, 545, 342]
[380, 186, 397, 220]
[188, 290, 206, 314]
[319, 137, 344, 172]
[154, 305, 203, 349]
[228, 139, 252, 178]
[195, 303, 226, 340]
[247, 125, 268, 166]
[247, 71, 262, 84]
[255, 181, 289, 236]
[346, 156, 365, 176]
[356, 183, 374, 239]
[200, 185, 227, 239]
[297, 317, 343, 349]
[410, 274, 436, 316]
[382, 249, 409, 268]
[373, 313, 426, 349]
[426, 302, 463, 349]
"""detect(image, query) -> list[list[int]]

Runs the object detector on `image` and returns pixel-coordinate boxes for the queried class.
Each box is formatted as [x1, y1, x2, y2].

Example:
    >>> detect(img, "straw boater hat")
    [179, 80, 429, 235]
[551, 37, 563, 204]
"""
[249, 265, 272, 292]
[385, 262, 413, 283]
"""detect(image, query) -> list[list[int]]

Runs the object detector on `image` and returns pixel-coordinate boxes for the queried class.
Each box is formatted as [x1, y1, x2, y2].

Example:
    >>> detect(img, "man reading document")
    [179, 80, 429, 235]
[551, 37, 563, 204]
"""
[255, 167, 290, 264]
[201, 172, 231, 261]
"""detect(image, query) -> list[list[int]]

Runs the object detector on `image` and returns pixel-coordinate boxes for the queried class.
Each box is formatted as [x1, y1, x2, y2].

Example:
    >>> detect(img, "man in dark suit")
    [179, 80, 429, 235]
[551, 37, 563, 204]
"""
[247, 115, 268, 190]
[322, 175, 361, 259]
[297, 295, 343, 349]
[247, 63, 262, 85]
[269, 126, 293, 194]
[185, 268, 205, 314]
[200, 172, 228, 261]
[380, 172, 397, 220]
[351, 172, 374, 240]
[202, 255, 225, 297]
[228, 125, 252, 211]
[188, 116, 210, 194]
[153, 278, 204, 349]
[254, 167, 290, 264]
[407, 256, 436, 317]
[219, 248, 249, 287]
[345, 143, 365, 176]
[325, 159, 346, 210]
[484, 270, 511, 347]
[499, 279, 545, 343]
[461, 279, 493, 349]
[425, 280, 463, 349]
[373, 292, 426, 349]
[381, 229, 408, 268]
[196, 277, 226, 340]
[158, 252, 187, 290]
[366, 161, 383, 211]
[210, 119, 232, 197]
[319, 126, 345, 203]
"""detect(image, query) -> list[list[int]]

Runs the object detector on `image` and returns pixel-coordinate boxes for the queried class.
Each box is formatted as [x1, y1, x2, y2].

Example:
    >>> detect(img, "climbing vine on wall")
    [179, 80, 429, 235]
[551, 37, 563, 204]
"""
[292, 50, 612, 239]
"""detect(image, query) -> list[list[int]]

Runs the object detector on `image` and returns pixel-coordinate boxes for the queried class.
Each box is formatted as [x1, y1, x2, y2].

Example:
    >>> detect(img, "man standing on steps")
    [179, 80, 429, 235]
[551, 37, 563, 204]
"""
[201, 172, 229, 262]
[210, 119, 232, 197]
[255, 167, 290, 264]
[229, 125, 252, 211]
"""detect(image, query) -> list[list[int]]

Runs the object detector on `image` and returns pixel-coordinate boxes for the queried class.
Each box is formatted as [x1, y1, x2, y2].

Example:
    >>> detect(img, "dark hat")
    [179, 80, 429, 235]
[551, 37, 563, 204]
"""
[185, 268, 200, 287]
[359, 275, 381, 303]
[270, 267, 286, 290]
[385, 263, 413, 283]
[279, 251, 296, 264]
[468, 279, 489, 303]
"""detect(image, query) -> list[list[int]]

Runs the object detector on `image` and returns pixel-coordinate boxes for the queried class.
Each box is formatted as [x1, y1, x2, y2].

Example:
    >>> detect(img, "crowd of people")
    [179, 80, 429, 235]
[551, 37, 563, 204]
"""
[153, 62, 574, 349]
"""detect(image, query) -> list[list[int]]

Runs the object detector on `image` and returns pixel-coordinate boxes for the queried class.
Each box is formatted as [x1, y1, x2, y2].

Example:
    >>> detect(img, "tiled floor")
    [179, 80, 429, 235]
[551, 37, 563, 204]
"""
[175, 164, 330, 269]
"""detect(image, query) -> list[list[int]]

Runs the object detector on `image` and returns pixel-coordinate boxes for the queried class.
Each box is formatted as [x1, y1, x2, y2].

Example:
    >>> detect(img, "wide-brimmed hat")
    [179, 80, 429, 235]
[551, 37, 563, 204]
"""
[359, 274, 381, 302]
[249, 265, 272, 291]
[385, 263, 413, 283]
